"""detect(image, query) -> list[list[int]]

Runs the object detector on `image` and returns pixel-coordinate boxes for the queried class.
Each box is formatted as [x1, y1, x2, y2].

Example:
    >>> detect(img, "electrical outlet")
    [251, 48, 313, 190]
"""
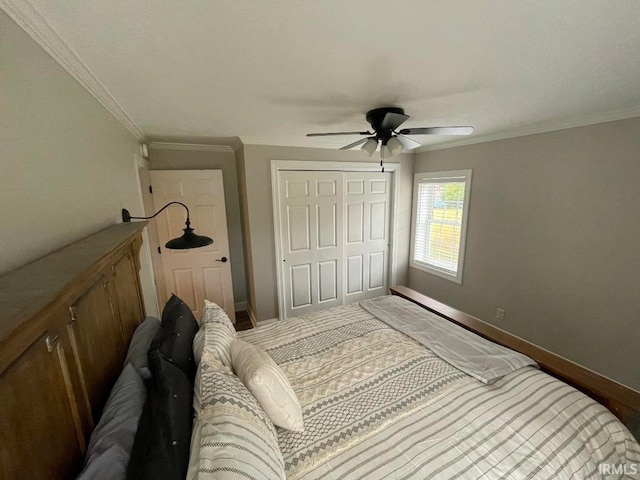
[496, 308, 505, 320]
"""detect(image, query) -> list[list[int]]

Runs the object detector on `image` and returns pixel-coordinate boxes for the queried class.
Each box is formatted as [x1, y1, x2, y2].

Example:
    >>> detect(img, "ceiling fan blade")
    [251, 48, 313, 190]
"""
[339, 138, 370, 150]
[398, 126, 474, 136]
[381, 112, 409, 130]
[306, 131, 372, 137]
[396, 134, 422, 150]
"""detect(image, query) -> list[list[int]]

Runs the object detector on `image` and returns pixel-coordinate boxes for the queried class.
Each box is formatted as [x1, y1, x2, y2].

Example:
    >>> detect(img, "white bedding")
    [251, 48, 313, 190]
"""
[194, 297, 640, 479]
[360, 295, 538, 384]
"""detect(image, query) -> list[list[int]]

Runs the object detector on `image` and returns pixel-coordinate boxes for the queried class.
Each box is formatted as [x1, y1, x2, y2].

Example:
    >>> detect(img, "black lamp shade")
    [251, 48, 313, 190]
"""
[121, 205, 214, 250]
[164, 229, 213, 249]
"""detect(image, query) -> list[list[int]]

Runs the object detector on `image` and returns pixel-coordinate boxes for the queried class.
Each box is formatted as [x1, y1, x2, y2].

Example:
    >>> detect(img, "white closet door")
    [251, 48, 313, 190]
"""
[277, 169, 392, 319]
[343, 172, 391, 303]
[279, 171, 344, 318]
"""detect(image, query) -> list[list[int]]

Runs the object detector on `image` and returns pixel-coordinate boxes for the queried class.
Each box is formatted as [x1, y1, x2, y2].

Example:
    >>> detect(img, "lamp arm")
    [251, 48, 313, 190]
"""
[122, 202, 190, 223]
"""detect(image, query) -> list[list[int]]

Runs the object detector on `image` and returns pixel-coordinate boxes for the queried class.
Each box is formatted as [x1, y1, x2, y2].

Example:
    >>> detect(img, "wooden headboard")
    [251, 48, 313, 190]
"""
[0, 223, 148, 480]
[390, 285, 640, 439]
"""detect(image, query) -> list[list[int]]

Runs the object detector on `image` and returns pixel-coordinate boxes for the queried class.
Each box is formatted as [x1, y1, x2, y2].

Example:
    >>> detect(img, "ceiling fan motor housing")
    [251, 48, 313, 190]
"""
[366, 107, 405, 143]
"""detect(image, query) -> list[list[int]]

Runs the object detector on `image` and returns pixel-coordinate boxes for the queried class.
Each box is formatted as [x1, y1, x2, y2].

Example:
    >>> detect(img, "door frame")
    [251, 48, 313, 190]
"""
[133, 154, 161, 317]
[271, 160, 401, 320]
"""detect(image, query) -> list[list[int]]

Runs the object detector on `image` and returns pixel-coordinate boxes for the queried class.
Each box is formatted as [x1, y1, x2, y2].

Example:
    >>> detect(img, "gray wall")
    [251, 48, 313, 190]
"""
[241, 144, 414, 321]
[0, 11, 157, 315]
[235, 144, 255, 315]
[410, 117, 640, 390]
[148, 147, 248, 308]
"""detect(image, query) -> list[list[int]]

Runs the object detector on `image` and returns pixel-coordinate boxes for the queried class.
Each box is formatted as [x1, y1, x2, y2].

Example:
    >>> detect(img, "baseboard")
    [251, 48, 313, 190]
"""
[234, 300, 247, 312]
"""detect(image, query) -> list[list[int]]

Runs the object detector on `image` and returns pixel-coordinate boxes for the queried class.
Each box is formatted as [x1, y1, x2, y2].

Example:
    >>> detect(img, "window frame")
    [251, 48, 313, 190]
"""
[410, 169, 472, 284]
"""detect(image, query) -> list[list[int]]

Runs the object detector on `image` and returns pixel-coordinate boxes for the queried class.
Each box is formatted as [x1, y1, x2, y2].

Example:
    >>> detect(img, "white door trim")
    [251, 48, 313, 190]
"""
[132, 154, 160, 317]
[271, 160, 401, 320]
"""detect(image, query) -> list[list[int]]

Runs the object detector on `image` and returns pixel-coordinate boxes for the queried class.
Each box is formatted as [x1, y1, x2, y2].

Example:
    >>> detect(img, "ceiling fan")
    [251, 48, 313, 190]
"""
[306, 107, 473, 158]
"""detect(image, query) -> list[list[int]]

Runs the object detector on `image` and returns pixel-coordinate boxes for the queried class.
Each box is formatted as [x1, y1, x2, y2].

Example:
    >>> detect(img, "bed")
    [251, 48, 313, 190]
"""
[1, 223, 639, 480]
[188, 293, 640, 480]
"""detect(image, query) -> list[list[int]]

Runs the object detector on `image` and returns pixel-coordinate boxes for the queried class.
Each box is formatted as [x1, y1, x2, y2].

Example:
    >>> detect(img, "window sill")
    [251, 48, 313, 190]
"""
[409, 261, 463, 284]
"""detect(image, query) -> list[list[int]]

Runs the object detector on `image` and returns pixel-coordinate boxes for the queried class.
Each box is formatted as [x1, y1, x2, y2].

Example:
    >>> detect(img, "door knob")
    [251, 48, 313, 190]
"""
[216, 256, 228, 263]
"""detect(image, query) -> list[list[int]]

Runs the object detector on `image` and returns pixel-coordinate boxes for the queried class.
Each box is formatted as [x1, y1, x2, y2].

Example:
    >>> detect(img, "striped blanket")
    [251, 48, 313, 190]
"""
[239, 299, 640, 480]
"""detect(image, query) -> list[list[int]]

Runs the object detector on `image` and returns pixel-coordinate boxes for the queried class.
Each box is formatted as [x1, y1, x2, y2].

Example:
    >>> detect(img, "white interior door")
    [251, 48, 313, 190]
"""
[344, 172, 391, 303]
[277, 169, 391, 319]
[279, 171, 344, 319]
[150, 170, 235, 322]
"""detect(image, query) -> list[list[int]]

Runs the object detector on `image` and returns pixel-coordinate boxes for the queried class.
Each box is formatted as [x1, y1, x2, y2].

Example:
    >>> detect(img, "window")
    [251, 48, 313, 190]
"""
[410, 170, 472, 283]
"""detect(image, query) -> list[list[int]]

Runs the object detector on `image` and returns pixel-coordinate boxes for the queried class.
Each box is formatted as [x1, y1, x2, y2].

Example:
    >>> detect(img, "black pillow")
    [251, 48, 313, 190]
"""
[126, 350, 193, 480]
[150, 294, 198, 382]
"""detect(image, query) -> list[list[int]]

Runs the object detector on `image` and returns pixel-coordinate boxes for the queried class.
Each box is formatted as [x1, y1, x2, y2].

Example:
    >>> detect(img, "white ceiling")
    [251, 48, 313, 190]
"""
[12, 0, 640, 151]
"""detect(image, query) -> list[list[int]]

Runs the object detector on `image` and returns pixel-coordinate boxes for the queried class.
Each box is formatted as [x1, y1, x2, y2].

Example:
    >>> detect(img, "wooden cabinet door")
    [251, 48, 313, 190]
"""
[112, 252, 144, 343]
[67, 276, 125, 422]
[0, 332, 84, 480]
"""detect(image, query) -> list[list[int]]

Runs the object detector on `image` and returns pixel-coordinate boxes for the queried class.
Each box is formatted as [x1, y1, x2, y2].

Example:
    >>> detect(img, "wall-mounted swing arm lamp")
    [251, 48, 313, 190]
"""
[122, 202, 213, 250]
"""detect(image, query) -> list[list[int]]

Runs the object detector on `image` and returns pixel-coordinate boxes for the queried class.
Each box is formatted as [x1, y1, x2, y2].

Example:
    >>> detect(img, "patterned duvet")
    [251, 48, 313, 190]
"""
[238, 300, 640, 480]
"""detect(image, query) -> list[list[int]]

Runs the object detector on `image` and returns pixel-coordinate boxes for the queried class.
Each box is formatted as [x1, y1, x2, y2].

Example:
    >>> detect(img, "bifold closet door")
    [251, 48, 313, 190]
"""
[279, 171, 344, 318]
[278, 170, 392, 319]
[343, 172, 391, 303]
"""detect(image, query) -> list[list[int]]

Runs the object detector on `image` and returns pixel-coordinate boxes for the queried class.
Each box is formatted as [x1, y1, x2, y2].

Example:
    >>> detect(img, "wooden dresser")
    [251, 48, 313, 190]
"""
[0, 223, 147, 480]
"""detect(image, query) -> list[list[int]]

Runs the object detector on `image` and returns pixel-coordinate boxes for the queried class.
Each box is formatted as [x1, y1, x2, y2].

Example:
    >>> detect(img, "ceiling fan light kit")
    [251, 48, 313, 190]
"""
[386, 136, 404, 156]
[307, 106, 473, 170]
[361, 138, 378, 156]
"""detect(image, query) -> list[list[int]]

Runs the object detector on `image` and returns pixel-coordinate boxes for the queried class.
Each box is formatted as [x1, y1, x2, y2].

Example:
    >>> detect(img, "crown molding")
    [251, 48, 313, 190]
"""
[149, 142, 235, 153]
[1, 0, 146, 141]
[416, 106, 640, 153]
[230, 138, 244, 151]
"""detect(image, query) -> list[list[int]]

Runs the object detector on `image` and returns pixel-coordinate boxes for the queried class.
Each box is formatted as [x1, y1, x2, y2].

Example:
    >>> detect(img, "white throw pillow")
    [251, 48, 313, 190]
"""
[192, 327, 204, 365]
[231, 339, 304, 432]
[199, 299, 236, 367]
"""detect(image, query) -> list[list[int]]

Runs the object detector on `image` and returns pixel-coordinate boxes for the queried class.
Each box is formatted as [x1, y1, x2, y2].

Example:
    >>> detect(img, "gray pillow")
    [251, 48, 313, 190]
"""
[77, 364, 146, 480]
[125, 316, 161, 377]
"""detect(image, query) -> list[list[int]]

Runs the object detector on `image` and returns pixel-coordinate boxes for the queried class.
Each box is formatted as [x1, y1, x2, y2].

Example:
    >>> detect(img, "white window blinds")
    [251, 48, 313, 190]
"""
[411, 170, 472, 283]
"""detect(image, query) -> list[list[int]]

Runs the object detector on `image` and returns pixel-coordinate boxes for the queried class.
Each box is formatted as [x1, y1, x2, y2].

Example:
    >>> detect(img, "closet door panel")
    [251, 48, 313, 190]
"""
[344, 172, 391, 303]
[279, 172, 343, 318]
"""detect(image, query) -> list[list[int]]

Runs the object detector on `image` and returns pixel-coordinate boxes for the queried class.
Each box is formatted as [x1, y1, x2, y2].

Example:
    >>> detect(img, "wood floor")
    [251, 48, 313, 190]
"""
[234, 310, 253, 331]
